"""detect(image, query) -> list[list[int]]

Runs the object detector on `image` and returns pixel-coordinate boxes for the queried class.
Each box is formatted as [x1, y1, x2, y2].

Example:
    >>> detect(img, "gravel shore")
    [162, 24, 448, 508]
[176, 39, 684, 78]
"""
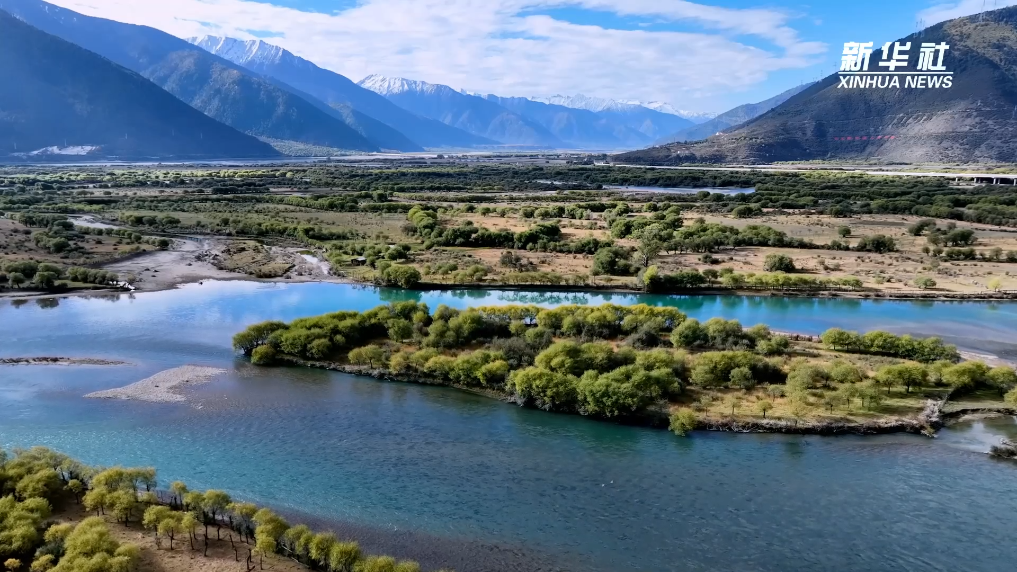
[85, 365, 226, 403]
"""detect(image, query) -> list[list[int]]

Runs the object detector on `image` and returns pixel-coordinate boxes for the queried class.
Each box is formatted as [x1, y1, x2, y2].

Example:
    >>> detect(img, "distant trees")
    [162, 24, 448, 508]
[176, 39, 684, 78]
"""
[854, 234, 896, 253]
[820, 328, 957, 362]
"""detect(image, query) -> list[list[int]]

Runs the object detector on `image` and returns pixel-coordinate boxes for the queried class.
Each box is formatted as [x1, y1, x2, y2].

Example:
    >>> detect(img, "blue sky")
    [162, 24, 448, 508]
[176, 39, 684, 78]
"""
[48, 0, 1016, 113]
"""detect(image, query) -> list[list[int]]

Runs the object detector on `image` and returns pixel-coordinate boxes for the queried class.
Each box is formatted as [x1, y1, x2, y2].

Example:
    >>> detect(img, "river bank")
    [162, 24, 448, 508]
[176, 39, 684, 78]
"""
[275, 355, 970, 440]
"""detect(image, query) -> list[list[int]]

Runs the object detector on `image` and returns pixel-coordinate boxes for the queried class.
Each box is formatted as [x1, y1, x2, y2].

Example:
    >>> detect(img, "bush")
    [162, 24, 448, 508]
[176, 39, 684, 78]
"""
[509, 367, 579, 411]
[251, 345, 277, 365]
[763, 254, 796, 273]
[592, 246, 635, 276]
[379, 265, 421, 288]
[669, 409, 698, 436]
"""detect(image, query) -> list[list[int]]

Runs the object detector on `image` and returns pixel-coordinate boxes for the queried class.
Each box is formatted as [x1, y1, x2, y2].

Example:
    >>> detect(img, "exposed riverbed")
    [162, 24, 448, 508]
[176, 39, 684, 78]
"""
[2, 281, 1016, 571]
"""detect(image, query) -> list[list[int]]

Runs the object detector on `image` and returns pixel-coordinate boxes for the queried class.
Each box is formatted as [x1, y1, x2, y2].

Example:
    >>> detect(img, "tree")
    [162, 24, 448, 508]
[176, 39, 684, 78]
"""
[180, 512, 198, 550]
[837, 226, 851, 238]
[636, 235, 663, 268]
[348, 345, 386, 367]
[729, 367, 754, 389]
[202, 490, 232, 539]
[988, 277, 1003, 292]
[669, 409, 698, 437]
[251, 345, 277, 365]
[5, 559, 21, 571]
[820, 328, 858, 351]
[914, 276, 936, 290]
[8, 273, 26, 289]
[672, 319, 708, 348]
[591, 246, 635, 276]
[854, 234, 896, 253]
[232, 321, 288, 356]
[756, 400, 773, 418]
[763, 254, 796, 273]
[386, 319, 414, 342]
[328, 541, 361, 572]
[33, 272, 58, 289]
[380, 265, 422, 288]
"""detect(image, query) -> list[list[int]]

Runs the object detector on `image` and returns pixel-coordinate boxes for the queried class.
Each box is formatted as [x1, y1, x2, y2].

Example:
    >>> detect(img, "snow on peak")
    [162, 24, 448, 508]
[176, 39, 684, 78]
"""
[188, 35, 289, 67]
[532, 94, 716, 120]
[532, 94, 636, 113]
[358, 75, 452, 96]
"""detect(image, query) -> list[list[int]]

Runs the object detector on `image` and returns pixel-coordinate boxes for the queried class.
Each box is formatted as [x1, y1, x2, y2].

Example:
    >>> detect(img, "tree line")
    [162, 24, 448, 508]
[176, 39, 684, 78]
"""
[0, 447, 450, 572]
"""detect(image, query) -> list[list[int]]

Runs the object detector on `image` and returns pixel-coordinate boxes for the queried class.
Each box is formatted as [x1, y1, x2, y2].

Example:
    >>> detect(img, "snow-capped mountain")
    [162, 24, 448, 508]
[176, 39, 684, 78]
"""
[189, 36, 289, 67]
[359, 75, 454, 97]
[187, 37, 489, 150]
[533, 93, 634, 113]
[535, 94, 714, 122]
[626, 102, 716, 123]
[358, 75, 564, 147]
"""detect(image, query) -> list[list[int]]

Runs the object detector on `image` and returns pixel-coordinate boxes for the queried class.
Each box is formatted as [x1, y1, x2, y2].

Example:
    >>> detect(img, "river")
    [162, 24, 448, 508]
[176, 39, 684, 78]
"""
[2, 281, 1016, 571]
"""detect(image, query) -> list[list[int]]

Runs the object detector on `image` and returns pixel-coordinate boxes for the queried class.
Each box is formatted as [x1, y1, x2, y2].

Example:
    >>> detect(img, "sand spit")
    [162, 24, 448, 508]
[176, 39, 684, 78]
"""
[1, 357, 127, 366]
[85, 365, 226, 403]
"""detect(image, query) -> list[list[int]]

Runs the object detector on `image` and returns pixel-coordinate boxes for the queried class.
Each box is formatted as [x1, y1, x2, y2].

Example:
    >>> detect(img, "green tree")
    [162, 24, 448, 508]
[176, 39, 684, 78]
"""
[837, 226, 851, 238]
[348, 345, 386, 368]
[202, 490, 231, 539]
[763, 254, 796, 273]
[672, 319, 708, 348]
[251, 345, 277, 365]
[914, 276, 936, 290]
[8, 273, 26, 289]
[668, 409, 698, 437]
[386, 319, 414, 342]
[756, 400, 773, 418]
[729, 366, 754, 389]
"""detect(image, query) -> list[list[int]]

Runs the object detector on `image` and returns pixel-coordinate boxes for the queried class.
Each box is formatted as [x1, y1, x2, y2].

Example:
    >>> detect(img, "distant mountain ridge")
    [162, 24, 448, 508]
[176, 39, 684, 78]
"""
[618, 6, 1017, 165]
[477, 94, 652, 149]
[0, 9, 276, 159]
[189, 36, 490, 150]
[359, 75, 564, 148]
[0, 0, 378, 151]
[657, 83, 814, 144]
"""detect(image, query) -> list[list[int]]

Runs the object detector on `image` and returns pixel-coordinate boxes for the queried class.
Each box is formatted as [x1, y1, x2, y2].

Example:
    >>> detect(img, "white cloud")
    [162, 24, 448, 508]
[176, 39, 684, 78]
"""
[918, 0, 1017, 25]
[43, 0, 826, 110]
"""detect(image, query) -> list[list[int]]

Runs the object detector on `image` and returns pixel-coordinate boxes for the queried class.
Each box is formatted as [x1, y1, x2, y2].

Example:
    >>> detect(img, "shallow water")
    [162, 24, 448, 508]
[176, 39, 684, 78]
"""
[2, 282, 1016, 571]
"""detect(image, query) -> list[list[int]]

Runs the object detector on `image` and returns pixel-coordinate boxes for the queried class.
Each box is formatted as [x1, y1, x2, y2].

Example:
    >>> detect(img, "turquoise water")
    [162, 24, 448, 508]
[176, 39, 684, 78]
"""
[2, 281, 1017, 571]
[605, 185, 754, 195]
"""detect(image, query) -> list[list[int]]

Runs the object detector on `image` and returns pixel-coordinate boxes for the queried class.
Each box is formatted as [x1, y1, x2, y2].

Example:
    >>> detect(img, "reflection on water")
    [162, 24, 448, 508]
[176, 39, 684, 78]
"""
[939, 417, 1017, 453]
[2, 281, 1017, 571]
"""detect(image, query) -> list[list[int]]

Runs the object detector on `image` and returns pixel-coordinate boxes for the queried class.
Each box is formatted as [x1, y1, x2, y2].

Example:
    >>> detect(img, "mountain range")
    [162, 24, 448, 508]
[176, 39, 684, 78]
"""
[358, 76, 564, 148]
[0, 0, 730, 157]
[656, 84, 813, 144]
[188, 36, 488, 150]
[0, 9, 276, 159]
[619, 6, 1017, 165]
[21, 0, 1012, 162]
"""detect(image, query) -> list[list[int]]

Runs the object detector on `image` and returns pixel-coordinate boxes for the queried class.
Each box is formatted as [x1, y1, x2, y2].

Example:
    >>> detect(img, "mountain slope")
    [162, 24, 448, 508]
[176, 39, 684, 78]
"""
[656, 84, 813, 144]
[360, 76, 563, 148]
[478, 94, 651, 149]
[620, 7, 1017, 165]
[533, 94, 694, 138]
[189, 36, 491, 150]
[0, 10, 276, 159]
[0, 0, 377, 151]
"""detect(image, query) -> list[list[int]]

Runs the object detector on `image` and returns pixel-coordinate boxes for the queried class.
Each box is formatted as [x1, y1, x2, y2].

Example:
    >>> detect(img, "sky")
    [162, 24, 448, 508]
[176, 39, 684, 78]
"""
[44, 0, 1017, 113]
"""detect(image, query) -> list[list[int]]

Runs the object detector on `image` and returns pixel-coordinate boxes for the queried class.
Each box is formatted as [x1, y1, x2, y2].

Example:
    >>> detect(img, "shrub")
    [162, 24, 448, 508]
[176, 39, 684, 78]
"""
[763, 254, 796, 273]
[251, 345, 277, 365]
[668, 409, 698, 437]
